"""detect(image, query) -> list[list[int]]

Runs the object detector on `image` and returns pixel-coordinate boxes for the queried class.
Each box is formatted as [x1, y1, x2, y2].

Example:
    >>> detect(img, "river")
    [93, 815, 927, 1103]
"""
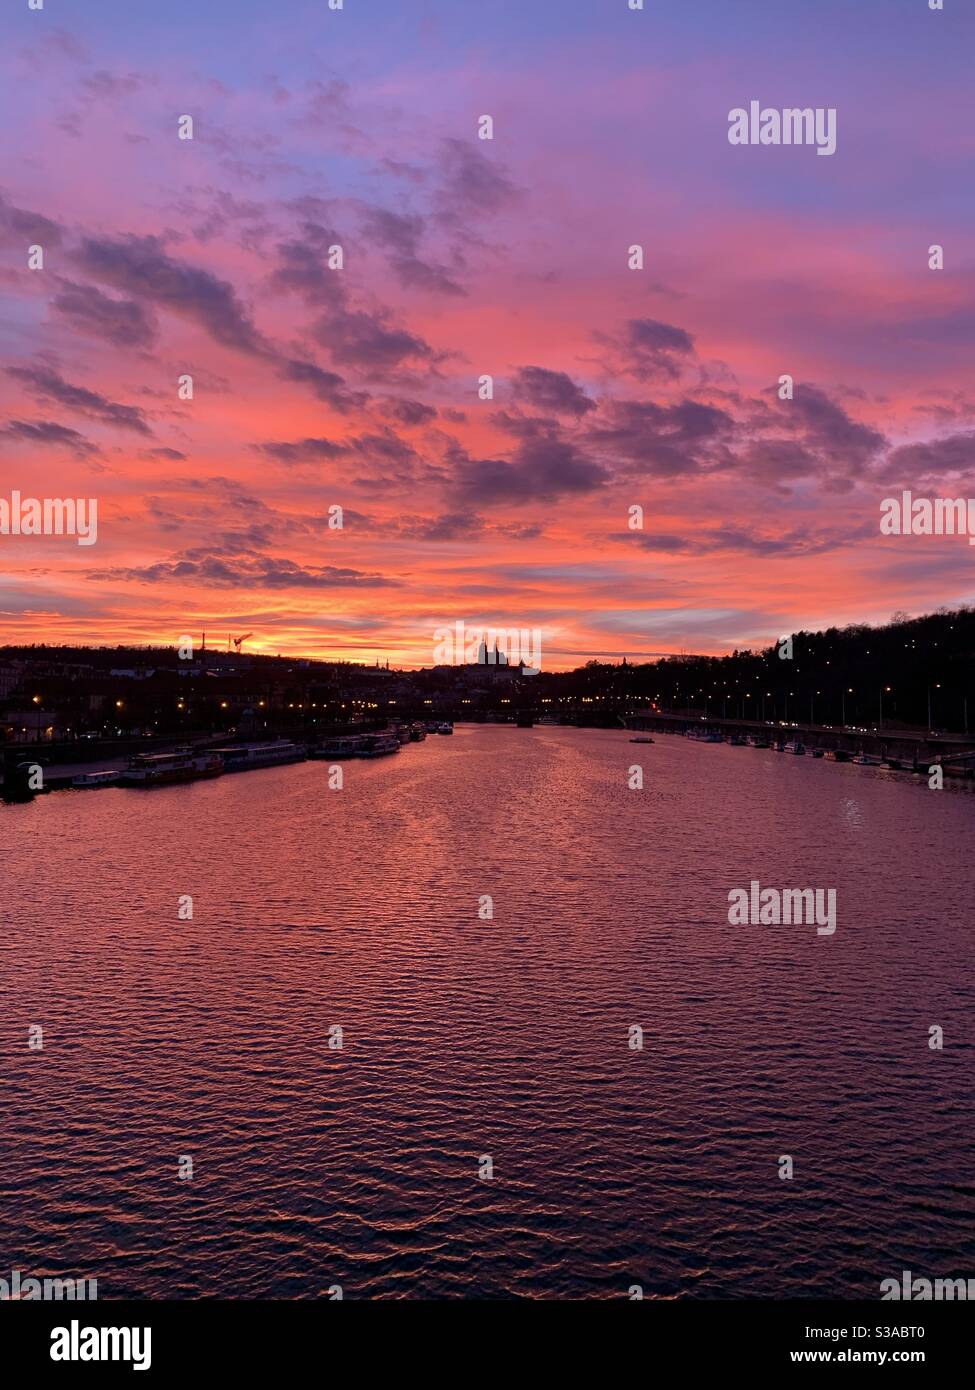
[1, 726, 972, 1298]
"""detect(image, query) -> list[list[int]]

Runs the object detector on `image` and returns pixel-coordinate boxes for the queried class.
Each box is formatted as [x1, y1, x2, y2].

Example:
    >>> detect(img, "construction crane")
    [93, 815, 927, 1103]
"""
[228, 633, 253, 654]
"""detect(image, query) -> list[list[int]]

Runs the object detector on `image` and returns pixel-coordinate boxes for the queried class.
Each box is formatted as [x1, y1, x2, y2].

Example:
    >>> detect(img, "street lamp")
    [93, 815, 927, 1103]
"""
[879, 686, 891, 729]
[927, 683, 941, 733]
[32, 694, 42, 743]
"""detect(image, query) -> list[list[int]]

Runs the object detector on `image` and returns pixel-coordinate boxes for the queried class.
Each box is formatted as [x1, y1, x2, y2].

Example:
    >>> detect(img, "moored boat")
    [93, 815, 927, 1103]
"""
[783, 740, 806, 755]
[210, 741, 306, 772]
[310, 735, 364, 759]
[746, 734, 771, 748]
[122, 750, 224, 786]
[728, 733, 748, 746]
[72, 769, 121, 789]
[358, 732, 401, 757]
[629, 735, 655, 743]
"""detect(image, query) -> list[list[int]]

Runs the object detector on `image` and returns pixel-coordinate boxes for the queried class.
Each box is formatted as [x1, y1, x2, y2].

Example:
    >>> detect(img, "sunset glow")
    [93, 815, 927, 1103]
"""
[2, 0, 973, 666]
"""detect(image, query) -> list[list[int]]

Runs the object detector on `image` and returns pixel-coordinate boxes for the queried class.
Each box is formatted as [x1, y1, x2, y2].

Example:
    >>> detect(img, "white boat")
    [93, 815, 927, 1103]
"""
[783, 740, 806, 755]
[358, 732, 401, 758]
[687, 727, 723, 743]
[436, 721, 454, 735]
[310, 735, 364, 759]
[122, 750, 224, 786]
[852, 753, 882, 766]
[210, 741, 306, 772]
[72, 769, 121, 789]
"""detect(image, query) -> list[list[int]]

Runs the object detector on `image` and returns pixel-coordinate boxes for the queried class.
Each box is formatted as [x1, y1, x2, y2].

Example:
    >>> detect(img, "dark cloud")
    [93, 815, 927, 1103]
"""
[392, 511, 539, 542]
[272, 219, 439, 377]
[728, 384, 887, 490]
[257, 436, 346, 464]
[363, 207, 465, 296]
[313, 306, 434, 374]
[257, 426, 418, 471]
[378, 397, 438, 426]
[453, 436, 607, 503]
[179, 189, 270, 247]
[736, 438, 822, 486]
[73, 233, 269, 355]
[490, 409, 561, 440]
[396, 513, 486, 542]
[590, 381, 886, 489]
[344, 428, 419, 470]
[0, 419, 100, 458]
[624, 521, 875, 558]
[626, 319, 694, 380]
[875, 431, 975, 486]
[98, 547, 398, 589]
[277, 358, 368, 412]
[270, 222, 345, 304]
[513, 366, 595, 417]
[51, 278, 158, 348]
[588, 398, 735, 477]
[437, 139, 520, 216]
[595, 318, 696, 382]
[142, 447, 188, 462]
[7, 364, 151, 435]
[628, 318, 694, 356]
[0, 190, 63, 248]
[789, 384, 886, 472]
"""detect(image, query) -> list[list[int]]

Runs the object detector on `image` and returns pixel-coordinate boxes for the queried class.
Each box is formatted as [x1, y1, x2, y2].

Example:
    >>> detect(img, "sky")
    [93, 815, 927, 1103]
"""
[1, 0, 973, 668]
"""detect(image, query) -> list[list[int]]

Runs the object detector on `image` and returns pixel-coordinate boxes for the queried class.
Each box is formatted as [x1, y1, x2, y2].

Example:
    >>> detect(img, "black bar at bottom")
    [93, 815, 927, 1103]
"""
[1, 1299, 968, 1375]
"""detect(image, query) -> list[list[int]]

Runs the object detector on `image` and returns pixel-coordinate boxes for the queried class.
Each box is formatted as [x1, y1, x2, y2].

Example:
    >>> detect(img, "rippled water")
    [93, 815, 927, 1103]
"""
[1, 726, 973, 1299]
